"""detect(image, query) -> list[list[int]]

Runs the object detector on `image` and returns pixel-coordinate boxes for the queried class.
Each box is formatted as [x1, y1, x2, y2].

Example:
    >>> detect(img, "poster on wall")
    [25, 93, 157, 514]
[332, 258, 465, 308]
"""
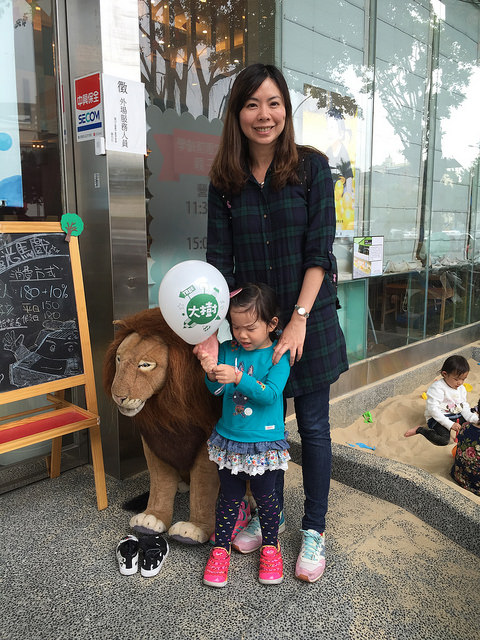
[302, 87, 358, 238]
[353, 236, 384, 278]
[146, 106, 222, 308]
[103, 75, 146, 154]
[0, 0, 23, 208]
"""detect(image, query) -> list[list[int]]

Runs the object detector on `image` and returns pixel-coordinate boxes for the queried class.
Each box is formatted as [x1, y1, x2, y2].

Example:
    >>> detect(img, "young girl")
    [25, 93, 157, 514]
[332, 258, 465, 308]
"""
[198, 283, 291, 587]
[404, 355, 478, 445]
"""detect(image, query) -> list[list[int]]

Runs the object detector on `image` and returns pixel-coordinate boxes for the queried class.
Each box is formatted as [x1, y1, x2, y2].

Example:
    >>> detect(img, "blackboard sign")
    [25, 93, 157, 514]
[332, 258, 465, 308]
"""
[0, 222, 107, 509]
[0, 231, 83, 393]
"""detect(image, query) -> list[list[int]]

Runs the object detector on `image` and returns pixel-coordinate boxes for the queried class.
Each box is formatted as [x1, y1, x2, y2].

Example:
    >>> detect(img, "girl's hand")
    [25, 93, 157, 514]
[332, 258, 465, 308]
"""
[451, 421, 461, 434]
[273, 315, 307, 366]
[213, 364, 238, 385]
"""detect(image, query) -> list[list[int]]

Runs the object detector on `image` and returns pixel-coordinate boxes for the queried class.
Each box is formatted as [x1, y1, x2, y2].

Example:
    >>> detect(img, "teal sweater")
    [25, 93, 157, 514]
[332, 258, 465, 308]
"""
[205, 340, 290, 443]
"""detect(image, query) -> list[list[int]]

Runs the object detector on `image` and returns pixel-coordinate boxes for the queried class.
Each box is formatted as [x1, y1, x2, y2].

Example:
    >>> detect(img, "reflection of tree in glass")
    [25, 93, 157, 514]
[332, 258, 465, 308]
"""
[324, 3, 477, 176]
[139, 0, 261, 118]
[322, 3, 479, 260]
[307, 86, 359, 119]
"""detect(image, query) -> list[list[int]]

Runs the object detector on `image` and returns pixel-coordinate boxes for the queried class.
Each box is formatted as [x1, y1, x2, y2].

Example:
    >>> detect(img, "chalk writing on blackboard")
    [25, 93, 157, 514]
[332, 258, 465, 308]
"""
[0, 233, 83, 392]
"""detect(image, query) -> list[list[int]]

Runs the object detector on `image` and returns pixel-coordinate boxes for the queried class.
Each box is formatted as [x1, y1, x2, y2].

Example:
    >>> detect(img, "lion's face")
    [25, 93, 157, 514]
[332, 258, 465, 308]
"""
[111, 332, 169, 417]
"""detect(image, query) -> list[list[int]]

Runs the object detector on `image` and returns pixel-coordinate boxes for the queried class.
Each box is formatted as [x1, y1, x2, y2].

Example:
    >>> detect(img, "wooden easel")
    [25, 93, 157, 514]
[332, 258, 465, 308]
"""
[0, 222, 107, 510]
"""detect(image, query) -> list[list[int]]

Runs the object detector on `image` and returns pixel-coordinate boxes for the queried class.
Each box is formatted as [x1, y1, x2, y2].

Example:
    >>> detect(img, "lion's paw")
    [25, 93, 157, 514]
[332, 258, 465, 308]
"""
[168, 521, 209, 545]
[177, 480, 190, 493]
[130, 512, 167, 535]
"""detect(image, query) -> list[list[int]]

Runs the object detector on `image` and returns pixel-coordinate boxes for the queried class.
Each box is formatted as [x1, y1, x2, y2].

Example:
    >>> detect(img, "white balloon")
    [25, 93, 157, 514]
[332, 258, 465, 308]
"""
[158, 260, 230, 345]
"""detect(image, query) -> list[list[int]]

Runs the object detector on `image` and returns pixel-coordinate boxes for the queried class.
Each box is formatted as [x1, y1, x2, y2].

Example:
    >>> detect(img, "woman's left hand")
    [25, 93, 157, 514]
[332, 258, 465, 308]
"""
[272, 316, 307, 366]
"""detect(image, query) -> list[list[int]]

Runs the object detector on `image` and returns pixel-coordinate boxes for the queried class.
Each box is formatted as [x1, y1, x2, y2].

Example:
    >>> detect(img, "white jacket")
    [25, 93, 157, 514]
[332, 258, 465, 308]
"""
[425, 378, 479, 430]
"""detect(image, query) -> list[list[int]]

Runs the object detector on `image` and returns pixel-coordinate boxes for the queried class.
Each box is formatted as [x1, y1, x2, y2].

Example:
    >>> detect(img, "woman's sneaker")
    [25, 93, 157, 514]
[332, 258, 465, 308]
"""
[259, 543, 283, 585]
[139, 534, 169, 578]
[295, 529, 325, 583]
[232, 510, 285, 554]
[116, 535, 139, 575]
[203, 547, 231, 587]
[209, 500, 251, 545]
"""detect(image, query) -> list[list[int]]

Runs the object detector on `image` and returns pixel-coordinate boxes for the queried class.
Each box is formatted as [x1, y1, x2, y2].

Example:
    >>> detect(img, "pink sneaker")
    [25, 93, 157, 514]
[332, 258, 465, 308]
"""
[258, 543, 283, 585]
[209, 500, 251, 545]
[203, 547, 231, 588]
[233, 510, 285, 554]
[295, 529, 325, 583]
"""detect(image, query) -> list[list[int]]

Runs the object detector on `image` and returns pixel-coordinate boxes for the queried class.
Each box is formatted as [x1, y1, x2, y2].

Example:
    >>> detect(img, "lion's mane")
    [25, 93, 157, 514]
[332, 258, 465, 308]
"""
[103, 307, 221, 471]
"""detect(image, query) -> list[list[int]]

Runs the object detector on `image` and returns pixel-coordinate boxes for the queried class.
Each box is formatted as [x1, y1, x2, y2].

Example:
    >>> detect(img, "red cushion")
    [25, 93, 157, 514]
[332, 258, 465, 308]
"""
[0, 410, 88, 444]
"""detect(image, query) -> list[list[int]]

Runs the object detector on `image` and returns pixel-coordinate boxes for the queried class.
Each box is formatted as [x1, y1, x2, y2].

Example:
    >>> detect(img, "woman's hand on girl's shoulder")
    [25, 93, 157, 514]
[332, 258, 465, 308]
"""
[272, 317, 307, 366]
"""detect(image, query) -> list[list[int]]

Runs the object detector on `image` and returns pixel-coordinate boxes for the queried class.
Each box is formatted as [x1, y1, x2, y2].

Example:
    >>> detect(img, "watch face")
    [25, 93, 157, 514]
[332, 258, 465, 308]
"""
[297, 307, 306, 315]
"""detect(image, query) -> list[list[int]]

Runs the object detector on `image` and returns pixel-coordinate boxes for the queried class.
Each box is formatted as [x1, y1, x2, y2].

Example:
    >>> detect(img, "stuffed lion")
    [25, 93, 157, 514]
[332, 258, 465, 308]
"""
[103, 307, 221, 544]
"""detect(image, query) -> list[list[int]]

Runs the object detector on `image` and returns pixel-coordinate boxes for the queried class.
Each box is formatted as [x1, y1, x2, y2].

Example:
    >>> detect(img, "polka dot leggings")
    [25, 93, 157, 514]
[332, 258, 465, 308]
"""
[214, 468, 280, 550]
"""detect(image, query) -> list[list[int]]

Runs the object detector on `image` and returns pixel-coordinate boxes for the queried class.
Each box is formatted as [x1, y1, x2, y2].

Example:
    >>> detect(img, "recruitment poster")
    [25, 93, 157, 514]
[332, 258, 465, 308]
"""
[103, 75, 146, 154]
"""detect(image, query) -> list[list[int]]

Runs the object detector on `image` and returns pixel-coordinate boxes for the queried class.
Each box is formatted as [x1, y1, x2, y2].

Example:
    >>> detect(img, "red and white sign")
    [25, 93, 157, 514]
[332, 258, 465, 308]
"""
[74, 73, 104, 141]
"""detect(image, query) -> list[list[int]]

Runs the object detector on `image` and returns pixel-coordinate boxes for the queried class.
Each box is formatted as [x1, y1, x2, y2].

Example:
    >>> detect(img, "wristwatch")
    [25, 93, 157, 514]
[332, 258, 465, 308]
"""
[294, 305, 310, 319]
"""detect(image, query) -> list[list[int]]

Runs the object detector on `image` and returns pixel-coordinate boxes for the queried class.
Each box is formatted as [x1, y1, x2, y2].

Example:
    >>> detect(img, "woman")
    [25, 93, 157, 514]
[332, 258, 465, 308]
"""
[205, 63, 348, 582]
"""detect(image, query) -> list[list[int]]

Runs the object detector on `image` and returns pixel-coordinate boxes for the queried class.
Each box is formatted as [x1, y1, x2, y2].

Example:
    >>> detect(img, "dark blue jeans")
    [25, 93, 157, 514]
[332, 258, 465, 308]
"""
[417, 414, 465, 446]
[277, 385, 331, 534]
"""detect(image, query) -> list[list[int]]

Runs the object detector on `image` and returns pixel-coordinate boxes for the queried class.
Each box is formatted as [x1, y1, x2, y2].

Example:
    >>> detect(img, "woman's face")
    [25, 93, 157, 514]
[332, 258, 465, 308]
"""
[238, 77, 286, 151]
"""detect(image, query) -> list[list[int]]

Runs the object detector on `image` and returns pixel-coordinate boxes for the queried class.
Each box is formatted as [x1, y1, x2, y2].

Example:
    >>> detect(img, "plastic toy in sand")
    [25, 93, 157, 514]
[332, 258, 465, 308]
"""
[346, 442, 376, 451]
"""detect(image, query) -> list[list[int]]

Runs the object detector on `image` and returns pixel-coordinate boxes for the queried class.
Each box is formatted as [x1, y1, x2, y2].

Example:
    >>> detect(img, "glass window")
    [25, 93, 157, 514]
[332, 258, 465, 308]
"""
[0, 0, 62, 221]
[0, 1, 78, 480]
[139, 0, 275, 306]
[427, 0, 480, 334]
[139, 0, 480, 361]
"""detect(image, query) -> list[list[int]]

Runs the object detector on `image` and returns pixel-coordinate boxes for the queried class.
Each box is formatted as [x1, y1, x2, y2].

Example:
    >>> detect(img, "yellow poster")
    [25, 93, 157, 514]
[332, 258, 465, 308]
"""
[302, 88, 358, 237]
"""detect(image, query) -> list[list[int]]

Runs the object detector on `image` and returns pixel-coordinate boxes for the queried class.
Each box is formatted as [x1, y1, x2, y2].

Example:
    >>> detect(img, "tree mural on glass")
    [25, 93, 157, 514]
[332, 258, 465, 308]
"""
[139, 0, 249, 118]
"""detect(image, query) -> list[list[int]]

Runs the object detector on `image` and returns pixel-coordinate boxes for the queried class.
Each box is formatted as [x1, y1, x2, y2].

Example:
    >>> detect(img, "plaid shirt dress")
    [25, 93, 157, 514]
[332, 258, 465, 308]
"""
[206, 150, 348, 398]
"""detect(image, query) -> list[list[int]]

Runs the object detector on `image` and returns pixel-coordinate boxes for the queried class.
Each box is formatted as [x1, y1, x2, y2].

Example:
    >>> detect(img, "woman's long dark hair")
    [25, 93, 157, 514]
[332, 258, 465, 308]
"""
[209, 64, 300, 194]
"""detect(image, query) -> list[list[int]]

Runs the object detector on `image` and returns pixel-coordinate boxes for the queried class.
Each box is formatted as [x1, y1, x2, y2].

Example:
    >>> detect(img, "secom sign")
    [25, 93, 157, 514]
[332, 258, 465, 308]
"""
[74, 73, 104, 141]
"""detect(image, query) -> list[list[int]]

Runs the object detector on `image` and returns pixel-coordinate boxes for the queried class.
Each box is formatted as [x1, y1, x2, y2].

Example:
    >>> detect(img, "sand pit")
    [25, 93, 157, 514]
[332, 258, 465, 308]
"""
[331, 358, 480, 506]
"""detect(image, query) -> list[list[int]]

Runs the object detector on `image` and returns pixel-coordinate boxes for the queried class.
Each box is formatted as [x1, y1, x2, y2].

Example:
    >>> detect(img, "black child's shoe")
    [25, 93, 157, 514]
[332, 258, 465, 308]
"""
[139, 534, 169, 577]
[116, 535, 139, 575]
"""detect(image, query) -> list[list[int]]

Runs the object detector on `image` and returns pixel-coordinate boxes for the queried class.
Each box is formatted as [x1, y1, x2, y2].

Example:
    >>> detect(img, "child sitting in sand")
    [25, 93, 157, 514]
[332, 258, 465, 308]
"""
[404, 355, 479, 446]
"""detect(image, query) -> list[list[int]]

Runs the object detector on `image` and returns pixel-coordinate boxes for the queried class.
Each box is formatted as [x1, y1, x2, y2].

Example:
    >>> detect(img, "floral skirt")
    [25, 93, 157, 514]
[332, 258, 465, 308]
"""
[207, 428, 290, 476]
[451, 422, 480, 496]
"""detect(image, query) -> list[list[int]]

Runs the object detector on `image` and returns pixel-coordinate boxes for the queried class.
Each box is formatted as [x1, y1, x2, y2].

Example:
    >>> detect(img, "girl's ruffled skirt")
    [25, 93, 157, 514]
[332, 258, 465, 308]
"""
[207, 428, 290, 476]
